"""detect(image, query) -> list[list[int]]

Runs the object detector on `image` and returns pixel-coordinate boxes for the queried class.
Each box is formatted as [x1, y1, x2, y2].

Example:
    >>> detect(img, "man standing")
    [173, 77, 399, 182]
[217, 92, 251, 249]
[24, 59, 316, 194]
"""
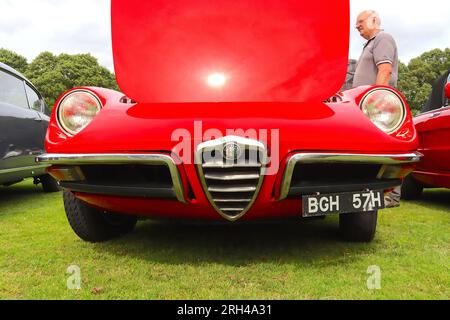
[353, 10, 399, 88]
[353, 10, 401, 207]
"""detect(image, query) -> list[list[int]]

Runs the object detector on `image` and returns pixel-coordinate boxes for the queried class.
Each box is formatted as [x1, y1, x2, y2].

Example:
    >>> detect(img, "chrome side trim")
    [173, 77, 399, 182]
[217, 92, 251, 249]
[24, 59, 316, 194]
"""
[36, 153, 187, 203]
[278, 152, 423, 201]
[0, 164, 49, 175]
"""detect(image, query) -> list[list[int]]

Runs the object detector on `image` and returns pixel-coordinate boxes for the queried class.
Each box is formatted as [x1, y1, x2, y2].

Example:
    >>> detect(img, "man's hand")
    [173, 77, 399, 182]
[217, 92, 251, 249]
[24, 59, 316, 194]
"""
[376, 63, 392, 86]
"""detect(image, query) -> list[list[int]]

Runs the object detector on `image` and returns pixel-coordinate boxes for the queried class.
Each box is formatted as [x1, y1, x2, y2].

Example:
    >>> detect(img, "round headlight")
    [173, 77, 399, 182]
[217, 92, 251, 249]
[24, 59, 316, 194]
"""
[57, 90, 102, 136]
[360, 89, 406, 134]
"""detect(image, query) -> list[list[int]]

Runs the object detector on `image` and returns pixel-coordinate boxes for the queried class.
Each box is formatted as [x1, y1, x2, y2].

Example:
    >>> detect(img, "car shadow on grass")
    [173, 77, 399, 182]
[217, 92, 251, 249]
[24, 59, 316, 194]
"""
[0, 180, 46, 207]
[404, 189, 450, 212]
[1, 180, 376, 265]
[95, 218, 374, 266]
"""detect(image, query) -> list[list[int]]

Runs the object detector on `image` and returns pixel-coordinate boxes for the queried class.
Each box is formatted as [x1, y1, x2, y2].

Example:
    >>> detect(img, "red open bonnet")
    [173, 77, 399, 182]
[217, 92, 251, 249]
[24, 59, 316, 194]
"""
[111, 0, 350, 103]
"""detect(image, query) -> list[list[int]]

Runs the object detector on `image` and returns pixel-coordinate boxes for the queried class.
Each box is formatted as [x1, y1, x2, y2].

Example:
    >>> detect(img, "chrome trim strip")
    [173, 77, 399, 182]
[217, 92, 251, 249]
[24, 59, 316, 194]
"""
[36, 153, 187, 203]
[220, 208, 246, 212]
[0, 164, 49, 175]
[204, 173, 260, 181]
[278, 152, 423, 201]
[213, 198, 253, 203]
[195, 135, 267, 222]
[208, 186, 257, 193]
[202, 163, 261, 169]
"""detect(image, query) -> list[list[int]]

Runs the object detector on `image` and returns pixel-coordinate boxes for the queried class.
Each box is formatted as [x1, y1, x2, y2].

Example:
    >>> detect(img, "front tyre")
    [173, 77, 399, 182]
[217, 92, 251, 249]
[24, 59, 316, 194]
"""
[63, 191, 137, 243]
[401, 174, 423, 200]
[40, 175, 60, 193]
[339, 211, 378, 242]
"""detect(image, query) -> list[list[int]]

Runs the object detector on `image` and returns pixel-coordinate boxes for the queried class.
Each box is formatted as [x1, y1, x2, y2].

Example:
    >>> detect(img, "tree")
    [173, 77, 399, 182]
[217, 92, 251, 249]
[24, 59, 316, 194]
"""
[398, 48, 449, 113]
[2, 47, 448, 113]
[25, 52, 119, 108]
[409, 48, 450, 85]
[0, 48, 28, 74]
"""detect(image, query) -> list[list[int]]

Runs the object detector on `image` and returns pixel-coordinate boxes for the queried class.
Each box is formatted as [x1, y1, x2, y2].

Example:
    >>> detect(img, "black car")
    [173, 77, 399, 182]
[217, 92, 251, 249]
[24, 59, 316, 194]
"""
[0, 62, 58, 191]
[340, 59, 357, 91]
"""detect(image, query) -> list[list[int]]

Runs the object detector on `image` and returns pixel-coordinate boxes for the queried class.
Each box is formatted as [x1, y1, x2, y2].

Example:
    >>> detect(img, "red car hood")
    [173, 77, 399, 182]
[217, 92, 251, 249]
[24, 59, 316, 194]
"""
[111, 0, 350, 103]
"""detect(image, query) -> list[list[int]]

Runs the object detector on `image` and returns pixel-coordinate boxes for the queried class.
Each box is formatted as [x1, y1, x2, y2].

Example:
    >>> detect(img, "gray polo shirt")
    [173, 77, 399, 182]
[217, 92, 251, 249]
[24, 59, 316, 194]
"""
[353, 31, 399, 87]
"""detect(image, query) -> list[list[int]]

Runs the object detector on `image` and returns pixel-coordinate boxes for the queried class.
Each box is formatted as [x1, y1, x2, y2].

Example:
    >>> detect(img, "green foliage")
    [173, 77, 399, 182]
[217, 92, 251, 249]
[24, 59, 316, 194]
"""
[24, 52, 119, 108]
[398, 48, 450, 112]
[1, 49, 119, 108]
[0, 48, 28, 74]
[1, 47, 448, 112]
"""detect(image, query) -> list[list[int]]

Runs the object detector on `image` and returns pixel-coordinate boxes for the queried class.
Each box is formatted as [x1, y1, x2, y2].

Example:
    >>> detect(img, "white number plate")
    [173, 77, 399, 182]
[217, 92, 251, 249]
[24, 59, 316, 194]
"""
[302, 190, 385, 217]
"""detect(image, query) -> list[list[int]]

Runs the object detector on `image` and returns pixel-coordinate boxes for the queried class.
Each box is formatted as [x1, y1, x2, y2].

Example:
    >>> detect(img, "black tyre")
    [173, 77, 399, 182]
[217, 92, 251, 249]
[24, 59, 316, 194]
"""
[40, 175, 61, 193]
[339, 211, 378, 242]
[63, 191, 137, 243]
[401, 174, 423, 200]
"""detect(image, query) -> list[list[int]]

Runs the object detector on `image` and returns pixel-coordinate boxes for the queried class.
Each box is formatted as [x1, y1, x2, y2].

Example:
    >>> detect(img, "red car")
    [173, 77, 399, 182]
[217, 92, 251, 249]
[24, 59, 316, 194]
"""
[37, 0, 421, 243]
[402, 70, 450, 198]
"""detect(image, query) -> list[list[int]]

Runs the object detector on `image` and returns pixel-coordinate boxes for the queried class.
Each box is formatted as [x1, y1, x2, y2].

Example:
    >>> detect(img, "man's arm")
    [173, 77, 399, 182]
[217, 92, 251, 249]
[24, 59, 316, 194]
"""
[376, 63, 392, 86]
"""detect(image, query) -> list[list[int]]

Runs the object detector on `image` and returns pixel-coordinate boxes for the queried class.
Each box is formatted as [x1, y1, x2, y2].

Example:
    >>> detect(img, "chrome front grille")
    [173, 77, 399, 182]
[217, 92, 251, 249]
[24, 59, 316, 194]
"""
[196, 136, 266, 221]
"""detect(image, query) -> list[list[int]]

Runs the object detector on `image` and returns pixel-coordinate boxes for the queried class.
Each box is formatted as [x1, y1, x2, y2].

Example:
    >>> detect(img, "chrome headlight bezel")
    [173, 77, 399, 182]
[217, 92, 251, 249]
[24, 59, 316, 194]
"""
[56, 89, 103, 136]
[360, 88, 407, 134]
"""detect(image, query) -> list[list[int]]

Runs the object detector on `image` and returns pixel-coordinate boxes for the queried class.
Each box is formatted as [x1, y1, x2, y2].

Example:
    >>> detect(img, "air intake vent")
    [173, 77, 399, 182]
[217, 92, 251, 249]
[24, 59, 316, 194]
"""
[119, 96, 136, 104]
[196, 136, 266, 221]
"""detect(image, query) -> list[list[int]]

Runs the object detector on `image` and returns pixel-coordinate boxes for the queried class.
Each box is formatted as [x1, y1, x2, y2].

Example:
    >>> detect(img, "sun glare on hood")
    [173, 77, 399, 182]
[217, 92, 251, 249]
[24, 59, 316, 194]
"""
[207, 73, 228, 88]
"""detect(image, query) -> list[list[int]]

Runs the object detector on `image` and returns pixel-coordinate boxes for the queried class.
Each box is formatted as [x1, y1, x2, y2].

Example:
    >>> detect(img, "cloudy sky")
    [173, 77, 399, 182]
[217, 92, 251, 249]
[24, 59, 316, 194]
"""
[0, 0, 448, 72]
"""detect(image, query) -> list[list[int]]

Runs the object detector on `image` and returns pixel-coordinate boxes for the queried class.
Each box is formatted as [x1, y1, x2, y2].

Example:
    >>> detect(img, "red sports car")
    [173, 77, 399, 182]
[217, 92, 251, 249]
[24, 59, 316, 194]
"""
[37, 0, 421, 243]
[402, 70, 450, 198]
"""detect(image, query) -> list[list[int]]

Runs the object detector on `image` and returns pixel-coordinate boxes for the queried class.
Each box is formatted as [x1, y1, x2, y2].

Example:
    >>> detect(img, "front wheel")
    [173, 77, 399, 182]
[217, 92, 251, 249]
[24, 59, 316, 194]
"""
[39, 175, 61, 193]
[339, 211, 378, 242]
[63, 191, 137, 243]
[401, 174, 423, 200]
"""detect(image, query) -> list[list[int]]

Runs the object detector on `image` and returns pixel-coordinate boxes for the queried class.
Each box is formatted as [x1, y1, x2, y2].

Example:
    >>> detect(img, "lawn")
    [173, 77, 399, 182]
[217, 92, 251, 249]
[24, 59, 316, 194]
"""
[0, 179, 448, 300]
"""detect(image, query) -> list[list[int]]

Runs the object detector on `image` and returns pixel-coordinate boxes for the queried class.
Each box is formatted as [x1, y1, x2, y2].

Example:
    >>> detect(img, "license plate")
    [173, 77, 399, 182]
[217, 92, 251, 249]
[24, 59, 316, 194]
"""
[302, 190, 385, 217]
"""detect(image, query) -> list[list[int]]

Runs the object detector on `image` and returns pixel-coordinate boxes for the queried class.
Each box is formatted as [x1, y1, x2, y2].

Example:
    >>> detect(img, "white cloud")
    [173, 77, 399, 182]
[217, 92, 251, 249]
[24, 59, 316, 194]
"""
[350, 0, 450, 62]
[0, 0, 113, 70]
[0, 0, 448, 72]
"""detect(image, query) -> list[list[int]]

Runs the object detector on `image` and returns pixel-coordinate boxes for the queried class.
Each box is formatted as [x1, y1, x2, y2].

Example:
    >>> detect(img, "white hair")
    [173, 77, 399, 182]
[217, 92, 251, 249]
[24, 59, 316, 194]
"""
[365, 10, 381, 29]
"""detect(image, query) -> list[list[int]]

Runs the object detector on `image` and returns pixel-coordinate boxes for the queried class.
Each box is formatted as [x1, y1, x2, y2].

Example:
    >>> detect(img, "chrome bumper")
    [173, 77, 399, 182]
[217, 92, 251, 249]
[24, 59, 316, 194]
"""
[37, 151, 422, 207]
[278, 152, 423, 200]
[36, 153, 187, 203]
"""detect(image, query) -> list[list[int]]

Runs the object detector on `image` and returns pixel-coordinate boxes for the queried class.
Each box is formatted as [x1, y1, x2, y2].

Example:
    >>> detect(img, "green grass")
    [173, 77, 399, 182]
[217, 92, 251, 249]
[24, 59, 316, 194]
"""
[0, 180, 448, 300]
